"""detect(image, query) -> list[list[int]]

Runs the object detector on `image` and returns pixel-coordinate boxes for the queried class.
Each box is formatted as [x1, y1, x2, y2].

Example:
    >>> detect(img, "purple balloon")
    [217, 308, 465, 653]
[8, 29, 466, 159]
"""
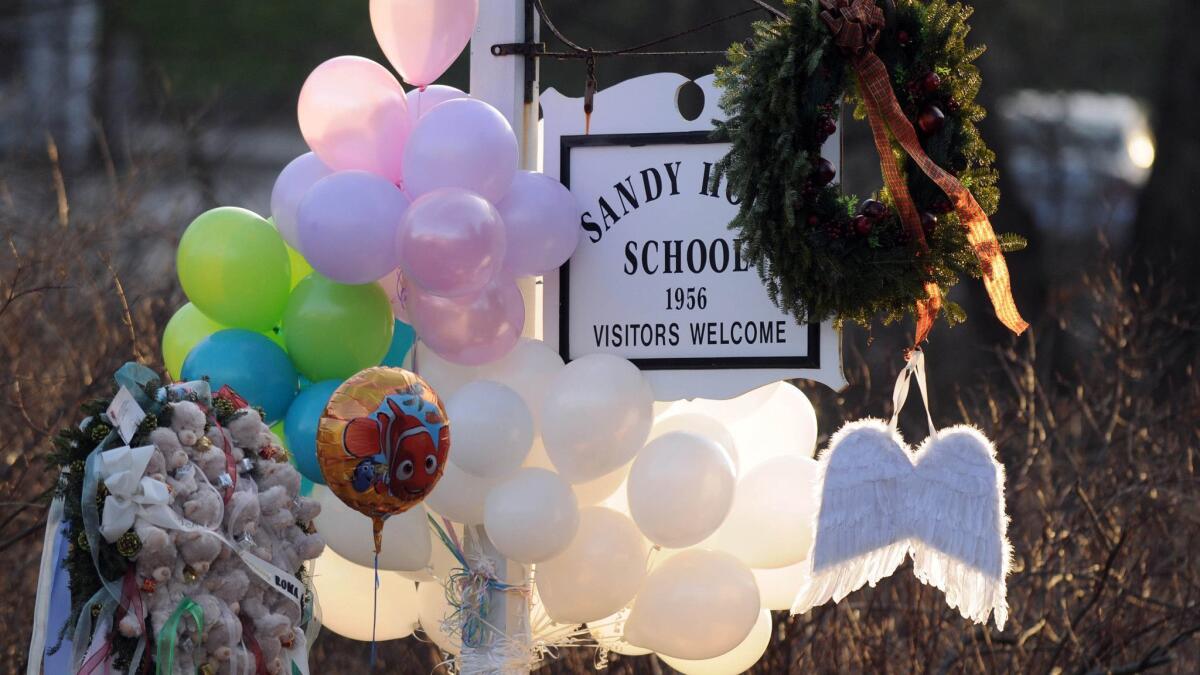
[271, 153, 333, 249]
[297, 171, 409, 285]
[406, 85, 468, 128]
[397, 188, 506, 298]
[496, 171, 583, 277]
[408, 281, 524, 366]
[402, 98, 519, 203]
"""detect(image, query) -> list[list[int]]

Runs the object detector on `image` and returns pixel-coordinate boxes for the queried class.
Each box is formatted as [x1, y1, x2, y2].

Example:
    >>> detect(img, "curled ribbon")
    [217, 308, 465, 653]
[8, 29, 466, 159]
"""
[819, 0, 1028, 347]
[96, 445, 172, 543]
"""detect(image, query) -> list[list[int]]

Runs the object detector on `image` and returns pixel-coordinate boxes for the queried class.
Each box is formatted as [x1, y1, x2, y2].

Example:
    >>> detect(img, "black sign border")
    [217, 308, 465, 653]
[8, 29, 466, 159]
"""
[559, 130, 821, 371]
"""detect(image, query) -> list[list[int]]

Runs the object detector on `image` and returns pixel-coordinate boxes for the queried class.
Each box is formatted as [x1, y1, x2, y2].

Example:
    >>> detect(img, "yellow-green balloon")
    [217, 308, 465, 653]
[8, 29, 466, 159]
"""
[162, 303, 225, 380]
[286, 245, 313, 289]
[177, 207, 291, 331]
[282, 274, 394, 381]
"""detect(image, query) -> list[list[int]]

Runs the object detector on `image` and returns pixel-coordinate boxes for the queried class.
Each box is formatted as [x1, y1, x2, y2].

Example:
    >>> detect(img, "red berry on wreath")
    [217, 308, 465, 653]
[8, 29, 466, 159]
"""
[921, 72, 942, 93]
[813, 158, 837, 186]
[820, 117, 838, 137]
[860, 199, 888, 220]
[807, 214, 821, 228]
[921, 211, 939, 237]
[897, 30, 911, 46]
[918, 105, 946, 135]
[852, 215, 872, 235]
[946, 97, 961, 113]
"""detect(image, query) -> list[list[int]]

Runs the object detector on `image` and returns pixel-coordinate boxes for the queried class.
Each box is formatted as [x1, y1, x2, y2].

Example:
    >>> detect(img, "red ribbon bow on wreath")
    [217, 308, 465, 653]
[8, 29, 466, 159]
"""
[820, 0, 1027, 348]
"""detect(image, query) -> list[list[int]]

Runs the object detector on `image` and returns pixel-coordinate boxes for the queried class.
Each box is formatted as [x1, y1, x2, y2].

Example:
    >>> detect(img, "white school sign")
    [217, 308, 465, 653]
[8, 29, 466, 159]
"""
[542, 73, 846, 400]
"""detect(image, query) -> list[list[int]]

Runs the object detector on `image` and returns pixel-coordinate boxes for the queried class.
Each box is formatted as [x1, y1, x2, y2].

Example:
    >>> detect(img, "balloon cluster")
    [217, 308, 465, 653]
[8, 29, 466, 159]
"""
[277, 2, 580, 367]
[310, 338, 825, 673]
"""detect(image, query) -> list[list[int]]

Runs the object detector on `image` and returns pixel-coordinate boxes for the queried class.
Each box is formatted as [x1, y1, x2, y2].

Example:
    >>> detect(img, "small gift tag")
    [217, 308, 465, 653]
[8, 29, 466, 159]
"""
[106, 387, 146, 444]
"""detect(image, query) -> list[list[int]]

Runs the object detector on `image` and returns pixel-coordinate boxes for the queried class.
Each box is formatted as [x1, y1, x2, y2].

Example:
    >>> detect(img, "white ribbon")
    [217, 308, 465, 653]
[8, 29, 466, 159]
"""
[97, 445, 171, 543]
[889, 349, 936, 438]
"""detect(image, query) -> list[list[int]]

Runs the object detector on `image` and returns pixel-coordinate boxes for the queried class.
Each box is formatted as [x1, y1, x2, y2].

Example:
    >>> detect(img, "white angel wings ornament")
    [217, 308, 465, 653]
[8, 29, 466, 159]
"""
[792, 351, 1012, 628]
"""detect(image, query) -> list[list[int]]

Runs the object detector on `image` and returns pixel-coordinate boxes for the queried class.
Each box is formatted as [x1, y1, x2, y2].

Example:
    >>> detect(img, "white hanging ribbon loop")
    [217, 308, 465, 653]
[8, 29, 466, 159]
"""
[888, 349, 936, 438]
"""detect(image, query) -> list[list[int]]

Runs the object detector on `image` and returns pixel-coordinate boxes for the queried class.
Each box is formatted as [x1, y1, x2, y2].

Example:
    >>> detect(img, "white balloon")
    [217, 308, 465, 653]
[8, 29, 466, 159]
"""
[754, 560, 810, 611]
[311, 485, 431, 572]
[522, 437, 555, 471]
[483, 468, 580, 563]
[486, 338, 565, 432]
[536, 507, 649, 624]
[399, 518, 463, 583]
[728, 382, 819, 467]
[541, 354, 653, 483]
[588, 607, 653, 656]
[674, 382, 779, 420]
[425, 460, 500, 525]
[446, 381, 533, 478]
[573, 462, 630, 506]
[649, 413, 739, 473]
[417, 580, 462, 655]
[627, 432, 736, 548]
[414, 342, 487, 400]
[706, 455, 820, 569]
[624, 549, 760, 660]
[659, 609, 773, 675]
[311, 546, 418, 641]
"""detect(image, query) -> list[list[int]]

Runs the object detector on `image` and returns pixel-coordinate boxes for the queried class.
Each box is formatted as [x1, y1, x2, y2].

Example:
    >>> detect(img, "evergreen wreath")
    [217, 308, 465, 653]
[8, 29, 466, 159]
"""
[715, 0, 1026, 330]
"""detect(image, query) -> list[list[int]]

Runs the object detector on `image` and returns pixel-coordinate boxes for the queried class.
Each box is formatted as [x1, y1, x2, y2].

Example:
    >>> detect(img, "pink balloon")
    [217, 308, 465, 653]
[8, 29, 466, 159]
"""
[408, 282, 524, 366]
[497, 171, 584, 277]
[297, 171, 410, 284]
[377, 268, 409, 322]
[370, 0, 479, 88]
[397, 188, 506, 298]
[407, 85, 468, 128]
[402, 99, 519, 203]
[271, 153, 333, 249]
[297, 56, 410, 183]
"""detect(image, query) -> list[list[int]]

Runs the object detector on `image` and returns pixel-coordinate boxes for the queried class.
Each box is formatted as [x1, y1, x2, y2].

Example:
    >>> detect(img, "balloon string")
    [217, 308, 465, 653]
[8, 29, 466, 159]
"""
[370, 551, 380, 669]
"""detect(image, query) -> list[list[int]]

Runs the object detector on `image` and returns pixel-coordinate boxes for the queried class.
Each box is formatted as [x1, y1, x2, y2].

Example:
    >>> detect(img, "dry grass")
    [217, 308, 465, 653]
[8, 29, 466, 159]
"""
[1, 146, 1197, 674]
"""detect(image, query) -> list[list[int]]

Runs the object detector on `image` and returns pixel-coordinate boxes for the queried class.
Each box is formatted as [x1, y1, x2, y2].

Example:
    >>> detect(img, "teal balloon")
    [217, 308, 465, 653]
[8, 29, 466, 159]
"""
[283, 379, 341, 485]
[181, 329, 298, 423]
[381, 320, 417, 367]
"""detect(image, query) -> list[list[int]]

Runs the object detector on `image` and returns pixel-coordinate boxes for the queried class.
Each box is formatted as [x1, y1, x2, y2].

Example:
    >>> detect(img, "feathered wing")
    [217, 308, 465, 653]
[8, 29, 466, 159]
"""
[908, 425, 1011, 629]
[792, 419, 915, 615]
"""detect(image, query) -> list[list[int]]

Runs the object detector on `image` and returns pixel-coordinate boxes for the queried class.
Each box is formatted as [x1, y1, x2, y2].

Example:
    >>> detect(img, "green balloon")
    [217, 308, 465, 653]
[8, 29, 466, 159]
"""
[282, 274, 394, 381]
[177, 207, 291, 331]
[162, 302, 225, 380]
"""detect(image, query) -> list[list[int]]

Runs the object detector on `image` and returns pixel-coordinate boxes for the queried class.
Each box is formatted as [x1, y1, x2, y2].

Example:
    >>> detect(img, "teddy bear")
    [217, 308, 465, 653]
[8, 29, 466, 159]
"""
[170, 401, 208, 447]
[146, 558, 188, 636]
[242, 581, 294, 649]
[135, 521, 177, 585]
[144, 446, 168, 483]
[192, 442, 230, 485]
[257, 461, 302, 500]
[204, 554, 250, 615]
[183, 482, 223, 528]
[149, 427, 189, 473]
[204, 597, 243, 663]
[177, 530, 223, 576]
[227, 409, 274, 453]
[277, 527, 325, 575]
[224, 490, 261, 542]
[291, 497, 321, 525]
[255, 631, 286, 675]
[167, 463, 199, 506]
[258, 486, 295, 533]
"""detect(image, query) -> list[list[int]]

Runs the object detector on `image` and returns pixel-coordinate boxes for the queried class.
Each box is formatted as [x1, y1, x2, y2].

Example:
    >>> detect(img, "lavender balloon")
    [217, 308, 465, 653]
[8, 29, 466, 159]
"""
[407, 85, 467, 128]
[408, 281, 524, 366]
[377, 267, 409, 322]
[497, 171, 583, 277]
[298, 56, 410, 183]
[402, 98, 519, 203]
[271, 153, 333, 249]
[397, 188, 506, 298]
[297, 171, 409, 285]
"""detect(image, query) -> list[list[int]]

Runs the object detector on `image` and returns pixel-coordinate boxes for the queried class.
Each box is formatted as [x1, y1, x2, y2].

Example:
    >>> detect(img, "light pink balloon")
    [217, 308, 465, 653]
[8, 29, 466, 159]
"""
[408, 282, 524, 366]
[370, 0, 479, 88]
[497, 171, 584, 277]
[398, 188, 506, 298]
[297, 171, 410, 284]
[377, 268, 409, 322]
[402, 99, 519, 203]
[297, 56, 410, 183]
[271, 153, 333, 249]
[407, 85, 468, 128]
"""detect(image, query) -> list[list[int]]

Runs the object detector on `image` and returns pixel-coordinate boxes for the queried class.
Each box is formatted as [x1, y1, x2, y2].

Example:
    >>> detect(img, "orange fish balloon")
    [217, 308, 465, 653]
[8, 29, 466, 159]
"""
[317, 367, 450, 552]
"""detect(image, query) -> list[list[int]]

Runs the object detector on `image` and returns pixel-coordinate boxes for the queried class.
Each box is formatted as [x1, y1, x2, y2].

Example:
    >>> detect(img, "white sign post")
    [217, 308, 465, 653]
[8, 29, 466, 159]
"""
[543, 74, 847, 400]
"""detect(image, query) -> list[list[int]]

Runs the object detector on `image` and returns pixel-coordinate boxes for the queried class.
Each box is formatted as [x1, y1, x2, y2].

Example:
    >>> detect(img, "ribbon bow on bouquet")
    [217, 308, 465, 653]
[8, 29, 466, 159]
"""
[97, 445, 172, 543]
[819, 0, 1027, 346]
